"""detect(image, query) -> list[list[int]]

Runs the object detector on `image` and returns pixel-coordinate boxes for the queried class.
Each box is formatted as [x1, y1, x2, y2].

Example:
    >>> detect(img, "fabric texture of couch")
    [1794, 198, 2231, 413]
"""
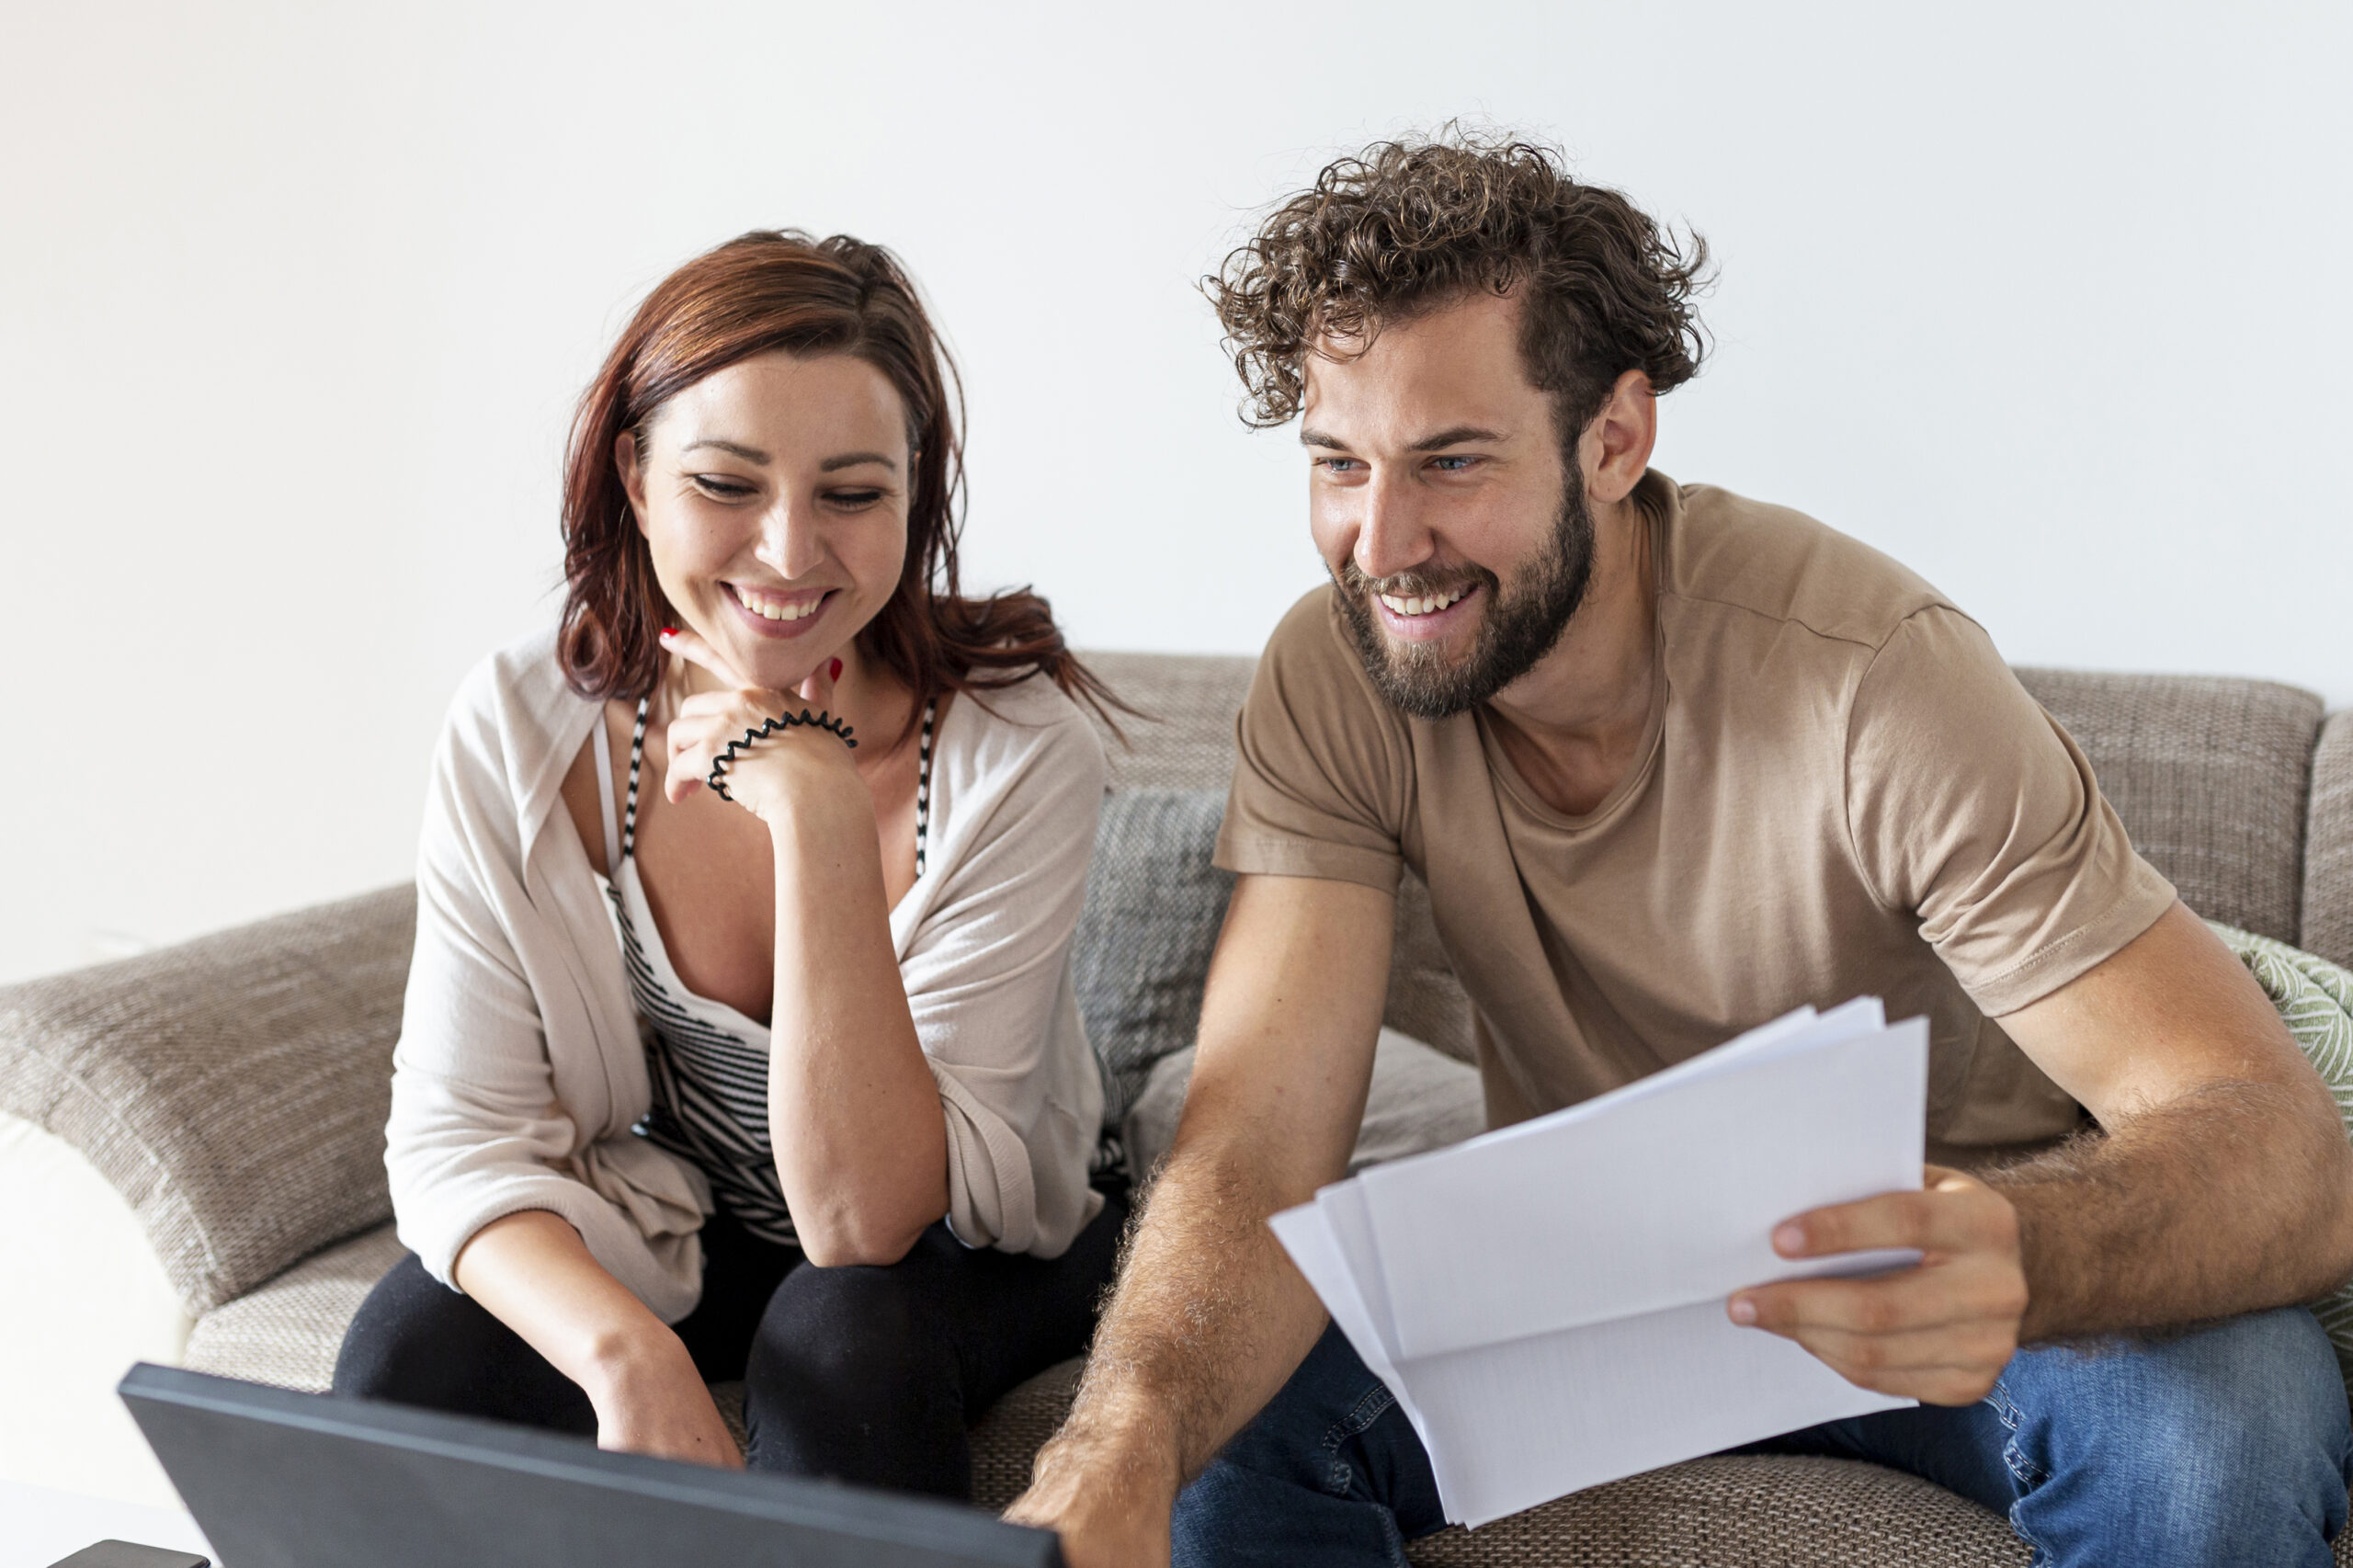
[5, 648, 2351, 1563]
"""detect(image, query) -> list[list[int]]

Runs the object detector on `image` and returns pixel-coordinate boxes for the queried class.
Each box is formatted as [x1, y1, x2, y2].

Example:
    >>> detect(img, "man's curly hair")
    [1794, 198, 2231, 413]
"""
[1210, 131, 1711, 446]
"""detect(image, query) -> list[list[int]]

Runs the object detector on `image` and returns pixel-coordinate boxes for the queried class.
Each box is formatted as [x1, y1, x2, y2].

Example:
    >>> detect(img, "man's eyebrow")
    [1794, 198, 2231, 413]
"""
[679, 437, 770, 463]
[1409, 426, 1506, 452]
[818, 451, 898, 472]
[1298, 426, 1508, 452]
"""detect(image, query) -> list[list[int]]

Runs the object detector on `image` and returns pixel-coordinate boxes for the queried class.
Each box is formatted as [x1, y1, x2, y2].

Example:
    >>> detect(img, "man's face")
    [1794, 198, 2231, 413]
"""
[1302, 290, 1593, 720]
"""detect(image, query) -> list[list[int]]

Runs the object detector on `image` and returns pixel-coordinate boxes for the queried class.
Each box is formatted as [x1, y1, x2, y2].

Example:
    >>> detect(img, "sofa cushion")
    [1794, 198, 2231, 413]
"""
[1404, 1454, 2029, 1566]
[2015, 669, 2324, 944]
[0, 884, 415, 1314]
[1124, 1028, 1484, 1182]
[182, 1221, 406, 1391]
[1081, 652, 1257, 795]
[2308, 711, 2353, 971]
[1074, 790, 1236, 1126]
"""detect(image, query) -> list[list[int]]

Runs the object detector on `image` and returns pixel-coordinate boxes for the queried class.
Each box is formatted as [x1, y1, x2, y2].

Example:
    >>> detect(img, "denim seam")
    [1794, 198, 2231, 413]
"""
[1320, 1381, 1399, 1498]
[1985, 1384, 2052, 1565]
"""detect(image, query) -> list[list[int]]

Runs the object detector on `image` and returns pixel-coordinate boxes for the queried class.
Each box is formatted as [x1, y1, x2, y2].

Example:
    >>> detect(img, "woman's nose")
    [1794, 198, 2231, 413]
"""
[755, 500, 826, 579]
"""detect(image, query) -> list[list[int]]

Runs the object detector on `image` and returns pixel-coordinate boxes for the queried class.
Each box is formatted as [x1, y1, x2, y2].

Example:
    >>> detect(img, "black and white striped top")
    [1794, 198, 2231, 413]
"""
[591, 696, 936, 1248]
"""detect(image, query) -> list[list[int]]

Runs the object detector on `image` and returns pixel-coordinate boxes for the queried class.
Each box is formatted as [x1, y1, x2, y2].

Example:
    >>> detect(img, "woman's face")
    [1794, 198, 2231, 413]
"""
[618, 349, 912, 691]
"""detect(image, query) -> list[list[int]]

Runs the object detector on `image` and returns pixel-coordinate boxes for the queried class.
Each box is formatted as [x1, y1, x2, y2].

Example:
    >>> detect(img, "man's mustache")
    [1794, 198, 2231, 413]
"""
[1337, 562, 1497, 601]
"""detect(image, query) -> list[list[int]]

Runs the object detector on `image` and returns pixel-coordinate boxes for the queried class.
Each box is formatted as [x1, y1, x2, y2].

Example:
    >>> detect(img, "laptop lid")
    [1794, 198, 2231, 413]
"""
[119, 1363, 1063, 1568]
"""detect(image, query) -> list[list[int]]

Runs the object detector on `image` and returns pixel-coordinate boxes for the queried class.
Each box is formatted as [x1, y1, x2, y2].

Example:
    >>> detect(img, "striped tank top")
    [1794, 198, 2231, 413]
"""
[591, 697, 936, 1248]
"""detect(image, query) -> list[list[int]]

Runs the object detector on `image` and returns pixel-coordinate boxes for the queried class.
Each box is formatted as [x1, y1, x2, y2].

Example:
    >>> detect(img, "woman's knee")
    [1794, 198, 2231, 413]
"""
[750, 1247, 959, 1389]
[743, 1250, 968, 1490]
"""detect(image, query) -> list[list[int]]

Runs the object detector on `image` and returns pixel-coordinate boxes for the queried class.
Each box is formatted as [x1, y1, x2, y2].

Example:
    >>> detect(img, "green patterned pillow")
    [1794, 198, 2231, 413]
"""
[2210, 922, 2353, 1399]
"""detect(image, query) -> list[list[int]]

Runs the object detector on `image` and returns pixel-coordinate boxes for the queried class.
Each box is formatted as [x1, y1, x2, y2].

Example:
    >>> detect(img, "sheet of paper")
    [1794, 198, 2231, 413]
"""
[1266, 1201, 1434, 1449]
[1361, 1015, 1927, 1358]
[1267, 1006, 1934, 1527]
[1399, 1296, 1914, 1526]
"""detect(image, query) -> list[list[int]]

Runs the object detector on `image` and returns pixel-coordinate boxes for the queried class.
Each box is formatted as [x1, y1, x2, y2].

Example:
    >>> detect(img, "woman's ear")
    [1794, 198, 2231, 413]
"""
[614, 428, 650, 535]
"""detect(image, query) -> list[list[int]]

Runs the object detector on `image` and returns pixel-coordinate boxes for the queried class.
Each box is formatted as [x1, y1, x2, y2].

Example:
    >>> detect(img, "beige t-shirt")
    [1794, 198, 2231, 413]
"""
[1216, 472, 2177, 1161]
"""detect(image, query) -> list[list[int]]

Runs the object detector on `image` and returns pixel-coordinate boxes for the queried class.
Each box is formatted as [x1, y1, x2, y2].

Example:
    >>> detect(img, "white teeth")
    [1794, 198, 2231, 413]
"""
[738, 588, 819, 621]
[1378, 585, 1470, 618]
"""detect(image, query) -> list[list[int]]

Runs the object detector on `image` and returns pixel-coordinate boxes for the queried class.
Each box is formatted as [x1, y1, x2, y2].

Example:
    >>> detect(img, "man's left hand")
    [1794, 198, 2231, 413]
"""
[1728, 1165, 2029, 1405]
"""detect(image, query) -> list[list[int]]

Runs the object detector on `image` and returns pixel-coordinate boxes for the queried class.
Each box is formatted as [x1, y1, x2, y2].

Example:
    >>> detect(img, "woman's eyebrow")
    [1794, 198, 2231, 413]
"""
[819, 451, 898, 472]
[679, 437, 770, 463]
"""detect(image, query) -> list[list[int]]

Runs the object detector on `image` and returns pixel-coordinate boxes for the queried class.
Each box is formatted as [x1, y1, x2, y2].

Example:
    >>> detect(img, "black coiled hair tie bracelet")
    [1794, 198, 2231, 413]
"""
[707, 709, 858, 802]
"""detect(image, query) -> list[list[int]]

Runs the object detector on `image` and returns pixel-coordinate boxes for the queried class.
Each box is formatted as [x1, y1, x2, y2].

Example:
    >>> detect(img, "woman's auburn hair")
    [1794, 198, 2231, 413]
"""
[558, 229, 1119, 740]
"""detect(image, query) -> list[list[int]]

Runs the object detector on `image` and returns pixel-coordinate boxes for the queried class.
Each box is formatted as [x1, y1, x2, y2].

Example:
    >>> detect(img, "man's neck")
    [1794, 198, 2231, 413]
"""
[1481, 492, 1660, 818]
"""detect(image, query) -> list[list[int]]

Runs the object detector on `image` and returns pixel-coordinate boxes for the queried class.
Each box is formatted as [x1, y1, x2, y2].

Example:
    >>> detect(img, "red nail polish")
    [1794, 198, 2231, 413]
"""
[829, 658, 843, 681]
[660, 626, 676, 640]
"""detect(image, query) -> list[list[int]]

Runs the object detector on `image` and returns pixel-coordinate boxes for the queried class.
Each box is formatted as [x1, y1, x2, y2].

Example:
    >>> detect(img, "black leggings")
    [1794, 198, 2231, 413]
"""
[331, 1193, 1126, 1501]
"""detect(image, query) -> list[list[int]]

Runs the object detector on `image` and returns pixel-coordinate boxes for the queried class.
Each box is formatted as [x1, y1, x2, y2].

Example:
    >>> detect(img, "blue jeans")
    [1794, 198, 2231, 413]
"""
[1172, 1310, 2353, 1568]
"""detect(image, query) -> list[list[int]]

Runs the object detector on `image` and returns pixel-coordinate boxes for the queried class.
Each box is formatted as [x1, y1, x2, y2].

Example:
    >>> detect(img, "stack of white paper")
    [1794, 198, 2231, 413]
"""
[1269, 1000, 1931, 1527]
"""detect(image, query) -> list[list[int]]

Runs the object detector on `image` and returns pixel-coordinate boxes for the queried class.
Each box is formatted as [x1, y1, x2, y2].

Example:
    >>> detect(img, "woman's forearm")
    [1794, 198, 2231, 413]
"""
[765, 802, 950, 1266]
[451, 1210, 687, 1393]
[451, 1210, 744, 1469]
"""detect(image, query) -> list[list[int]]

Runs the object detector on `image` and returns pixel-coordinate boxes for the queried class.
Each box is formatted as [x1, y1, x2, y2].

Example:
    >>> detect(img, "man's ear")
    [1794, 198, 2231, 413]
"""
[1581, 369, 1659, 506]
[614, 428, 650, 535]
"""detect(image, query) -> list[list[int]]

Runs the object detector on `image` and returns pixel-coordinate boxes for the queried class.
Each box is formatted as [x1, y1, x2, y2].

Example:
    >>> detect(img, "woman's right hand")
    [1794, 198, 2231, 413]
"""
[585, 1327, 745, 1471]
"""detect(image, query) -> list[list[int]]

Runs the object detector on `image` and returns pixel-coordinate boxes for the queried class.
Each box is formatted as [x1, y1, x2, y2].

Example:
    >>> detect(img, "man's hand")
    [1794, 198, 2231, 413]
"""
[1006, 1420, 1179, 1568]
[1728, 1165, 2028, 1405]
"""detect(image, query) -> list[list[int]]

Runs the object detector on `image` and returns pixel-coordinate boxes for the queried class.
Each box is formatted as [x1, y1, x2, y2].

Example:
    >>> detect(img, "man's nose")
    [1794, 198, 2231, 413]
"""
[755, 499, 825, 579]
[1354, 472, 1435, 584]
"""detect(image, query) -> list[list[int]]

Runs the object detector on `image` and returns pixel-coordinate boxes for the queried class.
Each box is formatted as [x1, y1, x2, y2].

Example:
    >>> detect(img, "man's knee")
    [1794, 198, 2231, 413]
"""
[2006, 1308, 2351, 1562]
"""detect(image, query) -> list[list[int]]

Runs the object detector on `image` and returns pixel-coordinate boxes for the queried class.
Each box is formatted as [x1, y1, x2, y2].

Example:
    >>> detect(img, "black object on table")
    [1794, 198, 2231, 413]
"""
[45, 1544, 208, 1568]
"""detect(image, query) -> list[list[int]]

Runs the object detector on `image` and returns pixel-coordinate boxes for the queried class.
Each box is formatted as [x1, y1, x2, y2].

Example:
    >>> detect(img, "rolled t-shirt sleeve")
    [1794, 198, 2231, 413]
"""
[1215, 588, 1412, 892]
[1843, 606, 2177, 1017]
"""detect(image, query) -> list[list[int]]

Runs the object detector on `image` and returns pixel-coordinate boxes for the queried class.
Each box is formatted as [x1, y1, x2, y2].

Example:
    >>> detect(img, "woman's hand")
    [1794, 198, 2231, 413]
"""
[657, 626, 862, 826]
[450, 1211, 745, 1471]
[584, 1325, 746, 1471]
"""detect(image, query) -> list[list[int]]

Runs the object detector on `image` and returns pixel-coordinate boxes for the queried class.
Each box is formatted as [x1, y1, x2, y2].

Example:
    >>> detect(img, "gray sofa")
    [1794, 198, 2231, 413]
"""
[6, 650, 2350, 1565]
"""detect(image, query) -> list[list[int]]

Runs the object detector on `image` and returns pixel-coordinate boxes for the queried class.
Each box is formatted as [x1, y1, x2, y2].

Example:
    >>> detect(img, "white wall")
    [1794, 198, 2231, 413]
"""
[4, 0, 2347, 984]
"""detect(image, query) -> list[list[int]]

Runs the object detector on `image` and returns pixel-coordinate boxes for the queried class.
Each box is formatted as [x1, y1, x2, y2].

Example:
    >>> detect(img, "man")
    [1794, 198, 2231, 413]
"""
[1009, 134, 2353, 1567]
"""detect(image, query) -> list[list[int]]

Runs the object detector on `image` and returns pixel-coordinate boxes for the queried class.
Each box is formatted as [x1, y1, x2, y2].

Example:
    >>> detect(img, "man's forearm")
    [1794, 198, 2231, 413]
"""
[1995, 1077, 2353, 1341]
[1039, 1136, 1330, 1490]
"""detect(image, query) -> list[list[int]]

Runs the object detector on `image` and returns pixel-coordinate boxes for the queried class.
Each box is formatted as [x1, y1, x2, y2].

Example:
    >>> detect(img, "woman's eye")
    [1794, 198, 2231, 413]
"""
[690, 474, 756, 499]
[827, 489, 885, 508]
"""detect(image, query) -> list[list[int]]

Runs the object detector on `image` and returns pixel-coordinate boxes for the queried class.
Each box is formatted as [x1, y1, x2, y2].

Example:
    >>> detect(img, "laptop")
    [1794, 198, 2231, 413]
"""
[118, 1363, 1064, 1567]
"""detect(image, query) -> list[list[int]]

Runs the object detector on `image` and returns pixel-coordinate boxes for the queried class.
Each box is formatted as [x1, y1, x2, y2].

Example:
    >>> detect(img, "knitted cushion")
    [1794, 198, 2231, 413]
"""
[0, 884, 415, 1313]
[2211, 923, 2353, 1396]
[2015, 669, 2324, 944]
[2307, 711, 2353, 971]
[181, 1221, 405, 1391]
[1074, 790, 1235, 1126]
[1081, 652, 1256, 796]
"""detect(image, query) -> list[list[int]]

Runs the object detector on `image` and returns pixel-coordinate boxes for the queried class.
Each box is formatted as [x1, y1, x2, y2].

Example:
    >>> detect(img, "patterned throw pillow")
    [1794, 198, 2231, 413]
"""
[2211, 922, 2353, 1400]
[1073, 790, 1234, 1127]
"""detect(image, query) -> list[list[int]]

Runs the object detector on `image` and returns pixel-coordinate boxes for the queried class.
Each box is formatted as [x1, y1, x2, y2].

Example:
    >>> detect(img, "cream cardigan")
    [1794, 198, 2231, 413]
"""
[384, 628, 1108, 1323]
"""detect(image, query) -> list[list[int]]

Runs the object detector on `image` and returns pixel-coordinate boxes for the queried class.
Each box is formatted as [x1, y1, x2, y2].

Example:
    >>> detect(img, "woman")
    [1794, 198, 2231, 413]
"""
[333, 230, 1122, 1501]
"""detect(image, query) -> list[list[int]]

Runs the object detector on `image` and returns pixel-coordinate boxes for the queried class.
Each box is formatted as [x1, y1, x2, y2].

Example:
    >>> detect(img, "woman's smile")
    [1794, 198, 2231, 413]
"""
[724, 580, 836, 640]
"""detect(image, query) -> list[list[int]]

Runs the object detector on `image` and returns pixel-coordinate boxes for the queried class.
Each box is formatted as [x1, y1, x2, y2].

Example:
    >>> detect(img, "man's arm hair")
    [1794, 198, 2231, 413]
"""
[1017, 873, 1395, 1526]
[1992, 901, 2353, 1341]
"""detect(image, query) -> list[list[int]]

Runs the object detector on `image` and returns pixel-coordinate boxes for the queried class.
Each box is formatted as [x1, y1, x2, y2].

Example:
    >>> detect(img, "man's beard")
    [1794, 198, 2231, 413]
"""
[1334, 470, 1597, 720]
